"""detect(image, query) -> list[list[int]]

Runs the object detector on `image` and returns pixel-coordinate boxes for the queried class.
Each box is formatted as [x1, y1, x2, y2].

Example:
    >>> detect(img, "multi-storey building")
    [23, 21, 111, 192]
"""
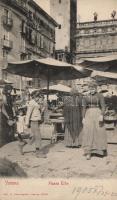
[0, 0, 57, 89]
[50, 0, 77, 64]
[75, 19, 117, 63]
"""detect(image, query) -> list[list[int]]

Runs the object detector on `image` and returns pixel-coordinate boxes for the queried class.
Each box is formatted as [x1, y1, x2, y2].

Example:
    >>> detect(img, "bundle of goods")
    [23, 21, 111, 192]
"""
[104, 109, 117, 121]
[104, 108, 117, 130]
[105, 95, 117, 112]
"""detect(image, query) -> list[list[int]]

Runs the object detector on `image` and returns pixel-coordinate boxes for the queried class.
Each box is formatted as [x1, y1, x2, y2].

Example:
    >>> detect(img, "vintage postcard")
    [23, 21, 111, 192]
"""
[0, 0, 117, 199]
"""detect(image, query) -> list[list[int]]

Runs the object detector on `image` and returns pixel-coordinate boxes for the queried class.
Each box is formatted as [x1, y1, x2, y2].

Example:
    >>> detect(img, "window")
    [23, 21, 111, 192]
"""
[27, 53, 32, 60]
[20, 36, 26, 52]
[27, 80, 32, 87]
[58, 24, 61, 29]
[57, 53, 64, 61]
[3, 49, 8, 58]
[3, 31, 9, 40]
[40, 35, 44, 49]
[4, 8, 12, 19]
[4, 9, 9, 17]
[20, 54, 27, 61]
[29, 28, 32, 41]
[37, 34, 41, 48]
[28, 10, 33, 20]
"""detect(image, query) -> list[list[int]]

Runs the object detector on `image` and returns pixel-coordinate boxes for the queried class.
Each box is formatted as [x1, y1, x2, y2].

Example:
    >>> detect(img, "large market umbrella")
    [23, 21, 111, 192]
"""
[91, 71, 117, 79]
[6, 57, 89, 79]
[79, 54, 117, 73]
[5, 57, 90, 101]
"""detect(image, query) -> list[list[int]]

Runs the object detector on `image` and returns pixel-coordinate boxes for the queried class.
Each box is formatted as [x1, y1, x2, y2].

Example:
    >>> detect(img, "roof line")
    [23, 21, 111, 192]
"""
[29, 0, 58, 27]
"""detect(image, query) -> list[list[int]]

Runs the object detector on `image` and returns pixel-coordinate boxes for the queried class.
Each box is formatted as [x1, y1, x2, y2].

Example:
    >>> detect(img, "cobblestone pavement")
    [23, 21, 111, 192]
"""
[0, 130, 117, 179]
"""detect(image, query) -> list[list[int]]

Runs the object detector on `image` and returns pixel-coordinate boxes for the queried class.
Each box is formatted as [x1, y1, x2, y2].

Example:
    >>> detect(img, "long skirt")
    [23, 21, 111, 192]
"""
[64, 106, 83, 147]
[82, 108, 107, 155]
[0, 113, 15, 147]
[64, 126, 82, 147]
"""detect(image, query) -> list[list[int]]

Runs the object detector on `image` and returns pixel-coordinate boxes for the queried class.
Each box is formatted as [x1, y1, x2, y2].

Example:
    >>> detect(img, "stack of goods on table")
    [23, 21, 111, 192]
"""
[104, 96, 117, 130]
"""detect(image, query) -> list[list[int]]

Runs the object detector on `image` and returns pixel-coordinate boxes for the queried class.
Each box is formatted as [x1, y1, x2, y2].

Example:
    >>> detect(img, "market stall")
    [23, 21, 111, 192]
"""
[5, 57, 89, 142]
[91, 70, 117, 130]
[79, 55, 117, 130]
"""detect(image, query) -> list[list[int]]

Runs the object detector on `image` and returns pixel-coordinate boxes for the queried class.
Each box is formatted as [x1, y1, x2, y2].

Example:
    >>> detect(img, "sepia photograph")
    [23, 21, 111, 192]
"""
[0, 0, 117, 199]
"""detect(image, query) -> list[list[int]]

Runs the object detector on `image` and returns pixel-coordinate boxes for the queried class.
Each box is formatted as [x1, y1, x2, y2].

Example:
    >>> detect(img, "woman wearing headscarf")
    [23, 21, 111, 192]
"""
[82, 82, 107, 160]
[63, 87, 83, 147]
[1, 85, 16, 145]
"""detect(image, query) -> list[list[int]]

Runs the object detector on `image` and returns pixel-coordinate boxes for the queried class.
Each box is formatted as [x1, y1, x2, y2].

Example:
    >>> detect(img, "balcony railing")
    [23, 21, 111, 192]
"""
[8, 0, 28, 15]
[76, 48, 117, 54]
[1, 39, 13, 49]
[12, 0, 26, 8]
[2, 16, 13, 28]
[77, 19, 117, 29]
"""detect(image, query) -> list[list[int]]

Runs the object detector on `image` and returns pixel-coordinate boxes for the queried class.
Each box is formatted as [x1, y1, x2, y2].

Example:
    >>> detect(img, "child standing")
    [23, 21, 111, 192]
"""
[16, 109, 27, 155]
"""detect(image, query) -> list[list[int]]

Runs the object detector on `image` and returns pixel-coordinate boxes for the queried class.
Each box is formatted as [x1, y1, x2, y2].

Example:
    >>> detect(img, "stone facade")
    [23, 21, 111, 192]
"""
[50, 0, 77, 64]
[75, 19, 117, 62]
[0, 0, 57, 89]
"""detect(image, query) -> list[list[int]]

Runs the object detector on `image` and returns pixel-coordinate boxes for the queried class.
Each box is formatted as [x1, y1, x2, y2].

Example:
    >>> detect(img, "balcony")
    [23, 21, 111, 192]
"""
[8, 0, 28, 15]
[2, 16, 13, 28]
[1, 39, 13, 50]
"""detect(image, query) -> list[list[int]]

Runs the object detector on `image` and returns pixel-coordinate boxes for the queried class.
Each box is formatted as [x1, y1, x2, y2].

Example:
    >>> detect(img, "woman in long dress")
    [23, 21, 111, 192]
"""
[82, 84, 107, 160]
[1, 85, 16, 145]
[63, 88, 83, 147]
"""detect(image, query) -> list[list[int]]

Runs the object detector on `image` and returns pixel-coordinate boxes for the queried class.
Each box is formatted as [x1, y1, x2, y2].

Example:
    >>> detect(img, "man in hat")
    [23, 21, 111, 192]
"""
[25, 91, 46, 158]
[1, 84, 16, 144]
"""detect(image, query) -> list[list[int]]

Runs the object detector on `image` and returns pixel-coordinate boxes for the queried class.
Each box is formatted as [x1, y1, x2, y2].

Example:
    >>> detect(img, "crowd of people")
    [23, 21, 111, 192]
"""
[0, 82, 108, 160]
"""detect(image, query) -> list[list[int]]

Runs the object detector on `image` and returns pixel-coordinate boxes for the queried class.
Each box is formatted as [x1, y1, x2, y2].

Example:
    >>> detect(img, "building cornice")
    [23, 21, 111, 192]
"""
[77, 19, 117, 29]
[75, 31, 117, 38]
[29, 0, 58, 27]
[0, 0, 58, 27]
[76, 49, 117, 54]
[0, 0, 28, 16]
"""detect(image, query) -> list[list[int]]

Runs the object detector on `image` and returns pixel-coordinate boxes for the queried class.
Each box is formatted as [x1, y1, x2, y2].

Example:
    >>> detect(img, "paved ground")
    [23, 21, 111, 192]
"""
[0, 129, 117, 179]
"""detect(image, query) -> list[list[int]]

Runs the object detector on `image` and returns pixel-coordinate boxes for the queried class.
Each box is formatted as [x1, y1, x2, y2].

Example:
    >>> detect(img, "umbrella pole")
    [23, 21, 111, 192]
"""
[20, 76, 22, 97]
[47, 70, 50, 105]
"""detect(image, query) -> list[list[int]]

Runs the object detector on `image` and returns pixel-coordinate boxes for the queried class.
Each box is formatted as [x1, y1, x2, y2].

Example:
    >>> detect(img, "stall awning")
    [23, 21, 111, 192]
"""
[80, 54, 117, 73]
[91, 71, 117, 79]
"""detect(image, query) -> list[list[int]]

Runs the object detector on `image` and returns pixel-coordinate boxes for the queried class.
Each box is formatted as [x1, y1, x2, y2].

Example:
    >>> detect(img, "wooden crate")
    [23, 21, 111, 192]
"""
[40, 123, 57, 143]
